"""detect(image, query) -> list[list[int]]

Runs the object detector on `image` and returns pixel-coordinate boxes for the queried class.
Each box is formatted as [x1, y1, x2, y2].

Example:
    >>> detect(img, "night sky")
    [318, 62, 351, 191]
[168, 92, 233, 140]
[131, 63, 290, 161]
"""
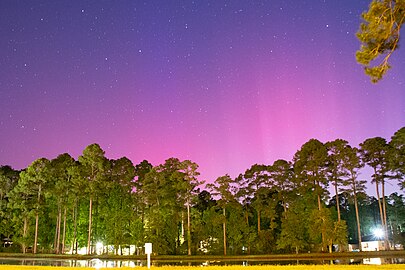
[1, 1, 404, 190]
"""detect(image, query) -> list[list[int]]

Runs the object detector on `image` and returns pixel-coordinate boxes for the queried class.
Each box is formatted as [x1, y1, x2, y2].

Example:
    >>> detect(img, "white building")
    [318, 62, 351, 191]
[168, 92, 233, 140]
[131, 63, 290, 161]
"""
[361, 240, 386, 251]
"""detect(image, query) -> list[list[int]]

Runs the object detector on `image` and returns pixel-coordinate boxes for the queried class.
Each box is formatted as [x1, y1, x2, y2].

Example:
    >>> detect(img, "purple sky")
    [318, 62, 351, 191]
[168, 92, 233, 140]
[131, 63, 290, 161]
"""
[1, 1, 404, 193]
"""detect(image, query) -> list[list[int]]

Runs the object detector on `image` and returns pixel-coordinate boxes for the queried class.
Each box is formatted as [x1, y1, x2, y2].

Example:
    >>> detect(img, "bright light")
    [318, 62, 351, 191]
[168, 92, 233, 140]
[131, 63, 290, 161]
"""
[373, 228, 384, 238]
[95, 242, 104, 255]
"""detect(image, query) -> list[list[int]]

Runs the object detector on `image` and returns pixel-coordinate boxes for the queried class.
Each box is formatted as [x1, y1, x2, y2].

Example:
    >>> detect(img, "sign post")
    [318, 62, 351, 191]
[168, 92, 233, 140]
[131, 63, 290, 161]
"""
[145, 243, 152, 269]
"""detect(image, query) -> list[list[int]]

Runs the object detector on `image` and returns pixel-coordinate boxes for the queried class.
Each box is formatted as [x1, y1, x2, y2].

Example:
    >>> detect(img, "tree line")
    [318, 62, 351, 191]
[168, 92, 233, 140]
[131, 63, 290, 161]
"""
[0, 127, 405, 255]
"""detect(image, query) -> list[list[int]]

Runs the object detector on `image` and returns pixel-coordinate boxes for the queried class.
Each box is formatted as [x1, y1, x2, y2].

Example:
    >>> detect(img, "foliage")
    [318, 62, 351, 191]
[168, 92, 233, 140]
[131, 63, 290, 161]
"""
[1, 127, 405, 255]
[360, 137, 391, 248]
[390, 127, 405, 187]
[293, 139, 329, 210]
[0, 166, 19, 238]
[308, 208, 348, 253]
[326, 139, 351, 221]
[356, 0, 405, 82]
[277, 203, 309, 254]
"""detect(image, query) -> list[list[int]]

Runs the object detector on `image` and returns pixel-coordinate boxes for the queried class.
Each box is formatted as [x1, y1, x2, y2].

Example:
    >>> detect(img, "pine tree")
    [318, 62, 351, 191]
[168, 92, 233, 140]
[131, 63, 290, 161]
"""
[356, 0, 405, 82]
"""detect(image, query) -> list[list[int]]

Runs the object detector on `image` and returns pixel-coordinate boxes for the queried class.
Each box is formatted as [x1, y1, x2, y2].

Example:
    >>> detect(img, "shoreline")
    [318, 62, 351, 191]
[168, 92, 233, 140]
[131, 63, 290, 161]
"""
[0, 250, 405, 261]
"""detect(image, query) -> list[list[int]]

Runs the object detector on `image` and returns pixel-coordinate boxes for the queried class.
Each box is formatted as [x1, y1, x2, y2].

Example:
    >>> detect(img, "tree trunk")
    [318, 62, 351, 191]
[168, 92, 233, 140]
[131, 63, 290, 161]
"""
[382, 180, 387, 226]
[376, 184, 384, 225]
[87, 196, 93, 255]
[72, 201, 78, 254]
[335, 179, 341, 221]
[245, 206, 251, 254]
[374, 171, 384, 223]
[381, 179, 390, 250]
[375, 177, 386, 250]
[223, 207, 227, 256]
[34, 211, 39, 254]
[257, 210, 261, 234]
[56, 204, 62, 254]
[187, 202, 191, 256]
[62, 206, 67, 254]
[22, 216, 28, 254]
[353, 181, 362, 251]
[317, 194, 322, 211]
[34, 185, 41, 254]
[283, 201, 287, 214]
[317, 192, 325, 252]
[54, 215, 59, 252]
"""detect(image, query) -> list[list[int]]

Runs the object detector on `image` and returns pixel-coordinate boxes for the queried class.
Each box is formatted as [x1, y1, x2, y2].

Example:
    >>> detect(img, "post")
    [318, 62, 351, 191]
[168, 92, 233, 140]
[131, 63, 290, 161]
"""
[145, 243, 152, 269]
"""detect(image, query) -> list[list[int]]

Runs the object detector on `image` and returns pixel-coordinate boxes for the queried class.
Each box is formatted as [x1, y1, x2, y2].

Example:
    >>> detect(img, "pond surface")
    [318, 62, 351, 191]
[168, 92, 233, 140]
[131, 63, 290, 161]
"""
[0, 257, 404, 267]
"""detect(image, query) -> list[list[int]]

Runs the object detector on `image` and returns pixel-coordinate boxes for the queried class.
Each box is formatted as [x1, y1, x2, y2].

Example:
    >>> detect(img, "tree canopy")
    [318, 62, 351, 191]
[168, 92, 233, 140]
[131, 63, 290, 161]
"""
[1, 127, 405, 255]
[356, 0, 405, 83]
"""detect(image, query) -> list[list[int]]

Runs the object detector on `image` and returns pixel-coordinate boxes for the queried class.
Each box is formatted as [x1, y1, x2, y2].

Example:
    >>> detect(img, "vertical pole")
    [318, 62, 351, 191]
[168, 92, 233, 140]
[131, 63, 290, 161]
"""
[145, 243, 152, 269]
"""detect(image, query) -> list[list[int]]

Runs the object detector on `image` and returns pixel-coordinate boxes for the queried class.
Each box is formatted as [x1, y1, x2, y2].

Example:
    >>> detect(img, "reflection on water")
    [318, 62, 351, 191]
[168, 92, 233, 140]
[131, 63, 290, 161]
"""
[0, 258, 145, 268]
[362, 257, 405, 265]
[0, 257, 404, 267]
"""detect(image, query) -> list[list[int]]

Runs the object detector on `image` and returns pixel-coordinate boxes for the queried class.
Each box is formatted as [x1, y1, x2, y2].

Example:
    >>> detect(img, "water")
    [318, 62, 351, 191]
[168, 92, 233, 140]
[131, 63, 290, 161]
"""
[0, 258, 144, 268]
[0, 256, 404, 267]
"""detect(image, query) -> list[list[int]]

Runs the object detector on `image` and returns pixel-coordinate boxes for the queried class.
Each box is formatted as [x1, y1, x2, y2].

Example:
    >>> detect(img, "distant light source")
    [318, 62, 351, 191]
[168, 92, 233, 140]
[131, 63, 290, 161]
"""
[373, 228, 384, 239]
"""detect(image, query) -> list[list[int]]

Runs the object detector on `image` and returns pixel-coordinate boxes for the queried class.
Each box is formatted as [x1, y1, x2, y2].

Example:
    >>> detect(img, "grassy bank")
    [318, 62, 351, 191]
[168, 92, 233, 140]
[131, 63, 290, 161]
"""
[1, 250, 405, 261]
[0, 265, 405, 270]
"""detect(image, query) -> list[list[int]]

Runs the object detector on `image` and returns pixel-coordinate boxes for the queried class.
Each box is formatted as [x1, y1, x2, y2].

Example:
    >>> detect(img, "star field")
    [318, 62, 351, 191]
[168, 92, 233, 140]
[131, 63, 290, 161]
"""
[0, 1, 404, 189]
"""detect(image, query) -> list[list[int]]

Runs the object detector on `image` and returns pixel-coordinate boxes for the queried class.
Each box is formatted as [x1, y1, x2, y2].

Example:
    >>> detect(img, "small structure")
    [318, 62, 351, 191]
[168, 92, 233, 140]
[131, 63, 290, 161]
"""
[360, 235, 391, 251]
[361, 240, 385, 251]
[348, 243, 359, 252]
